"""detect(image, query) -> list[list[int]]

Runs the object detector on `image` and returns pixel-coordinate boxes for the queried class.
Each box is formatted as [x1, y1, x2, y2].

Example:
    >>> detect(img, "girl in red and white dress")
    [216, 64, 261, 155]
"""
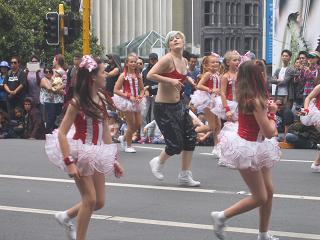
[113, 55, 145, 153]
[211, 51, 240, 122]
[300, 84, 320, 171]
[45, 56, 124, 240]
[190, 53, 221, 157]
[210, 60, 280, 240]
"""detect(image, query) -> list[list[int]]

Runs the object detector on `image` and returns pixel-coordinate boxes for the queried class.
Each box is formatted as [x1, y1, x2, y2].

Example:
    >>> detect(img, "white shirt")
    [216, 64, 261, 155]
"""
[277, 67, 288, 96]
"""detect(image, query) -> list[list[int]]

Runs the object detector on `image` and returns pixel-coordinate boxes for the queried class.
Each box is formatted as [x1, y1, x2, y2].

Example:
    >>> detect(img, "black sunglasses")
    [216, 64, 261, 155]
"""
[11, 61, 18, 64]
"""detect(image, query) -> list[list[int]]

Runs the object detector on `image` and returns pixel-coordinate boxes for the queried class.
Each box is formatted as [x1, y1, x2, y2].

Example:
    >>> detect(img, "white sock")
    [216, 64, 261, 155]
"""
[218, 211, 226, 222]
[258, 232, 268, 239]
[62, 211, 70, 221]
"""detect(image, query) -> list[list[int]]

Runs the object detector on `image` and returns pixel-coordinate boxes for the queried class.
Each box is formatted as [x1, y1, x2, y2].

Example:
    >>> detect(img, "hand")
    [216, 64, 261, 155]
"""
[268, 101, 278, 113]
[67, 163, 81, 180]
[226, 111, 233, 122]
[114, 161, 124, 178]
[145, 90, 150, 97]
[171, 79, 184, 92]
[129, 96, 136, 102]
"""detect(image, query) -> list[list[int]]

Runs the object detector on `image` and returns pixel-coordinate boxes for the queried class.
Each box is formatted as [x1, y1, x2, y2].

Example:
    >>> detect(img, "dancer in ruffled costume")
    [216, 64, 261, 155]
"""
[299, 84, 320, 172]
[113, 54, 145, 153]
[211, 51, 240, 122]
[190, 53, 221, 157]
[45, 56, 124, 240]
[210, 60, 280, 240]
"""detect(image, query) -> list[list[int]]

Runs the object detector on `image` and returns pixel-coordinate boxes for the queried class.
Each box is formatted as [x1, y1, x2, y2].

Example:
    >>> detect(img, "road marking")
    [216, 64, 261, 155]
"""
[200, 153, 313, 163]
[134, 146, 314, 163]
[0, 205, 319, 239]
[1, 174, 320, 201]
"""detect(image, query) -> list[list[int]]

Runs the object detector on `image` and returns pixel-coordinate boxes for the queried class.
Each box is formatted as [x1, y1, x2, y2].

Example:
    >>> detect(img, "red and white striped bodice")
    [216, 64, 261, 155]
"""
[123, 73, 139, 97]
[205, 73, 220, 89]
[72, 112, 104, 145]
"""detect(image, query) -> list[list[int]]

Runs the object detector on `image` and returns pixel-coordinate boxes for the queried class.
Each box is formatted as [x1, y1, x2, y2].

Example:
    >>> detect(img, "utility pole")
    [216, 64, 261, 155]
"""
[59, 3, 65, 56]
[82, 0, 90, 55]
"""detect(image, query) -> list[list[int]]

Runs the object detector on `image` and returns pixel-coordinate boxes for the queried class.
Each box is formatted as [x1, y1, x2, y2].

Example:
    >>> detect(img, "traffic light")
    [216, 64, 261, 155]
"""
[44, 12, 59, 45]
[64, 14, 81, 43]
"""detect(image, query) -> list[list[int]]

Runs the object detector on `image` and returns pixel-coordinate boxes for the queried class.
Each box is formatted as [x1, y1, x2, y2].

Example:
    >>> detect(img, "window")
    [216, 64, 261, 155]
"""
[244, 37, 252, 52]
[253, 4, 259, 26]
[204, 1, 213, 26]
[225, 37, 230, 51]
[214, 1, 221, 25]
[253, 37, 259, 56]
[231, 37, 235, 49]
[204, 38, 213, 54]
[236, 3, 241, 24]
[236, 37, 240, 50]
[226, 2, 231, 25]
[231, 3, 236, 25]
[245, 3, 253, 26]
[214, 38, 222, 53]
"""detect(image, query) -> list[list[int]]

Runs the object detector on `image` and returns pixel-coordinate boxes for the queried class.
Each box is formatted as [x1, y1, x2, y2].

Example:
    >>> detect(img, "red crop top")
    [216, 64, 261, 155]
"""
[160, 56, 187, 83]
[237, 112, 263, 142]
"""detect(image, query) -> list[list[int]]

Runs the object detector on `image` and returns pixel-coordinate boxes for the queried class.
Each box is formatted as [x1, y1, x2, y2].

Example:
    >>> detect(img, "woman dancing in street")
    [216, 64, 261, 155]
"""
[210, 60, 280, 240]
[45, 56, 123, 240]
[148, 31, 200, 187]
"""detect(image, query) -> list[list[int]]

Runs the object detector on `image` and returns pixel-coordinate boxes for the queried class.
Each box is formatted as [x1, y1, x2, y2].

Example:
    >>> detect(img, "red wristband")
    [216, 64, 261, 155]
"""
[63, 156, 75, 166]
[126, 93, 131, 100]
[304, 109, 309, 113]
[224, 106, 230, 112]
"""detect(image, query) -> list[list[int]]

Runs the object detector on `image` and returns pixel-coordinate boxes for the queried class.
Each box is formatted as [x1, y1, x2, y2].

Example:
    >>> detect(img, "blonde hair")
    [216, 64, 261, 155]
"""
[201, 55, 220, 74]
[221, 51, 240, 75]
[165, 31, 185, 49]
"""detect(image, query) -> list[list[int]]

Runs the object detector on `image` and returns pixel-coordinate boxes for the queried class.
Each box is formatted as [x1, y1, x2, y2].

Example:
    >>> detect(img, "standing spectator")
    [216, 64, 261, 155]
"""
[272, 49, 295, 109]
[183, 54, 200, 104]
[4, 56, 26, 118]
[65, 53, 82, 102]
[105, 54, 121, 96]
[25, 55, 42, 105]
[52, 54, 67, 86]
[0, 61, 10, 112]
[39, 67, 54, 123]
[300, 51, 320, 99]
[136, 57, 145, 73]
[293, 57, 304, 109]
[23, 97, 45, 139]
[142, 53, 158, 123]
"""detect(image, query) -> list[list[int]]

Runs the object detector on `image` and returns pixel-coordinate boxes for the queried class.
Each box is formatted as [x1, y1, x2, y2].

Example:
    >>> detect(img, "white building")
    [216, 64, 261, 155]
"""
[91, 0, 186, 55]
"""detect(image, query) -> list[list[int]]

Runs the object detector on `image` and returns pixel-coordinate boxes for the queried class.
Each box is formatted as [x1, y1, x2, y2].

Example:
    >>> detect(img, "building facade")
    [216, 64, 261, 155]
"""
[200, 0, 263, 57]
[91, 0, 186, 55]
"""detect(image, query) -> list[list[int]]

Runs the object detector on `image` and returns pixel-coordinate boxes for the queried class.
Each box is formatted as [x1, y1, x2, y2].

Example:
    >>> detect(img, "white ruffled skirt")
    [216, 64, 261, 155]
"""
[45, 129, 118, 176]
[210, 96, 238, 121]
[300, 99, 320, 127]
[112, 95, 146, 112]
[218, 122, 280, 171]
[190, 90, 216, 109]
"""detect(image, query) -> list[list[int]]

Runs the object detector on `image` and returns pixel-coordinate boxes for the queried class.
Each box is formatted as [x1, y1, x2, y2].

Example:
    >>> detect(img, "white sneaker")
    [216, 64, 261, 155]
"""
[118, 136, 127, 150]
[257, 233, 279, 240]
[149, 157, 164, 180]
[125, 147, 136, 153]
[212, 145, 221, 159]
[178, 171, 200, 187]
[54, 212, 76, 240]
[210, 211, 226, 240]
[311, 162, 320, 172]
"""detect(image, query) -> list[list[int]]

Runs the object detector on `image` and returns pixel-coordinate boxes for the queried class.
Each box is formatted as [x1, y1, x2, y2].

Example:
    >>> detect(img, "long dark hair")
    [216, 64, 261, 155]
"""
[73, 58, 108, 121]
[236, 60, 268, 113]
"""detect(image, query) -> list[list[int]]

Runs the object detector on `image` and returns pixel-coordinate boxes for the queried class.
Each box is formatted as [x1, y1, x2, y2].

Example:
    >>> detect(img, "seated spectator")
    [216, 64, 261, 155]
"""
[9, 106, 25, 138]
[141, 120, 165, 144]
[0, 110, 9, 138]
[285, 121, 320, 149]
[108, 111, 120, 143]
[23, 97, 45, 139]
[275, 98, 294, 141]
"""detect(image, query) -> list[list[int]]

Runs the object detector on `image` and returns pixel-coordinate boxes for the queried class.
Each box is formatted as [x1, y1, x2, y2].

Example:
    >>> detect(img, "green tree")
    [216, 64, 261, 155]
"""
[0, 0, 104, 66]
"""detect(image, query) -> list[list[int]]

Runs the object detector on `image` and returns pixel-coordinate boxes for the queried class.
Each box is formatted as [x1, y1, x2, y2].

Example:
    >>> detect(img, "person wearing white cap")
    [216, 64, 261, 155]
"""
[0, 61, 10, 112]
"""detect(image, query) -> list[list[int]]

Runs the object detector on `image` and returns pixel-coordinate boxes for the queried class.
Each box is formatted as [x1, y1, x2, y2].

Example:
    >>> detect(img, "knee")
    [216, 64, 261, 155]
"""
[94, 199, 105, 210]
[253, 192, 268, 206]
[265, 185, 274, 201]
[83, 197, 97, 210]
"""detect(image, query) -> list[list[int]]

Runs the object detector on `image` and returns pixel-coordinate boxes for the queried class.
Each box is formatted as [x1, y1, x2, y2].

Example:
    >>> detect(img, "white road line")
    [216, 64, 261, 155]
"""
[1, 174, 320, 201]
[134, 146, 314, 163]
[0, 205, 319, 239]
[200, 153, 313, 163]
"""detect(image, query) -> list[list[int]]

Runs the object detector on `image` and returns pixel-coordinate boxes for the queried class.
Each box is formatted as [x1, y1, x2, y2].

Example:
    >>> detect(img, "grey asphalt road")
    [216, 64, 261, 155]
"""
[0, 139, 319, 240]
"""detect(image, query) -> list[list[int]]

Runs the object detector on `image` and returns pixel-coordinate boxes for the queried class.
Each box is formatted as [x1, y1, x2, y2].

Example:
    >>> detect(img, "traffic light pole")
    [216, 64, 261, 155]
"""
[83, 0, 90, 55]
[59, 4, 65, 56]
